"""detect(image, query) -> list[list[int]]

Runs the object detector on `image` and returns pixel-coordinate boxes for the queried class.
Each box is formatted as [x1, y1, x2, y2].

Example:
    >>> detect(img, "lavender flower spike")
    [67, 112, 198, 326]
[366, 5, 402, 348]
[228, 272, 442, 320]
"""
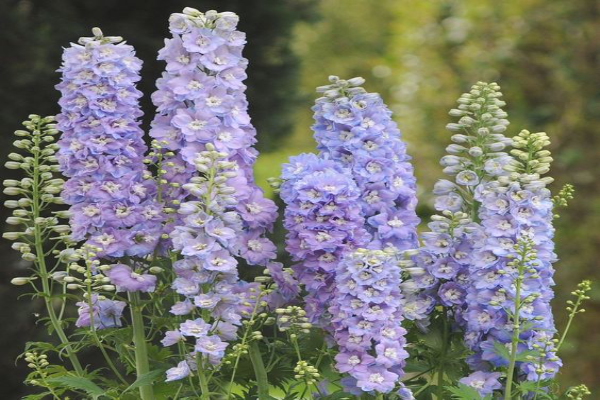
[312, 76, 420, 252]
[152, 8, 278, 379]
[463, 130, 561, 386]
[56, 28, 163, 259]
[280, 153, 369, 326]
[405, 82, 513, 328]
[331, 248, 411, 396]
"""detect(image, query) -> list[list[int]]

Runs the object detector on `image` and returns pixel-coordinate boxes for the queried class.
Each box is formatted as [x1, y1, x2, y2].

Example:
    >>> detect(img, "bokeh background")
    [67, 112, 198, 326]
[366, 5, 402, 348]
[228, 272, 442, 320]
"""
[0, 0, 598, 397]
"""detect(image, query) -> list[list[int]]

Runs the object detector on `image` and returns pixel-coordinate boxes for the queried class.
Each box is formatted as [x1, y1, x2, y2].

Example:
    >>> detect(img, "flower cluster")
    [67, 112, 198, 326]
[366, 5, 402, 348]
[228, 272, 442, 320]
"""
[406, 82, 512, 326]
[312, 76, 419, 251]
[330, 249, 411, 396]
[56, 28, 162, 259]
[150, 9, 278, 379]
[280, 153, 369, 326]
[149, 8, 276, 246]
[463, 130, 561, 383]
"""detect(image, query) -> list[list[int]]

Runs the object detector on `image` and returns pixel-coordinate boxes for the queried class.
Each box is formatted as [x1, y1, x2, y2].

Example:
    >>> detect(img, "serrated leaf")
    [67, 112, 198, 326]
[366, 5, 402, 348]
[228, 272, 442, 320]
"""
[46, 376, 105, 399]
[23, 392, 54, 400]
[123, 369, 164, 393]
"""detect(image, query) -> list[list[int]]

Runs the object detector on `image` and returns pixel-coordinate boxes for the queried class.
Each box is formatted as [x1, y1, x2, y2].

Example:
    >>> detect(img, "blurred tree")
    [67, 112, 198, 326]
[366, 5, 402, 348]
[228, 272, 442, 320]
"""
[0, 0, 314, 397]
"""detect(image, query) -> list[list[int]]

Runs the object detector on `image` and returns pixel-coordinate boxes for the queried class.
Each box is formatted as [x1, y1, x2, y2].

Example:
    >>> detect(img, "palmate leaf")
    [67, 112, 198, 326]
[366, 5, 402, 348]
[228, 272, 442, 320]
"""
[46, 376, 105, 399]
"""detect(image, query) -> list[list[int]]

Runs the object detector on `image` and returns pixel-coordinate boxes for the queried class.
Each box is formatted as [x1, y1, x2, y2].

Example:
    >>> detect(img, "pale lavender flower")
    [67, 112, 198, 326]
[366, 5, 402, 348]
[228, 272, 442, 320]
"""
[106, 264, 157, 292]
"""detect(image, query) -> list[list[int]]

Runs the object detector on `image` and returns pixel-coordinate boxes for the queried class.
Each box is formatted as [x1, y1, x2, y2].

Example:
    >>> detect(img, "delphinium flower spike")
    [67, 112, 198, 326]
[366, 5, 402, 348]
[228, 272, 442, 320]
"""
[280, 76, 418, 397]
[149, 9, 278, 380]
[461, 130, 562, 397]
[330, 248, 412, 397]
[279, 153, 369, 326]
[404, 82, 513, 328]
[313, 76, 420, 252]
[55, 28, 163, 261]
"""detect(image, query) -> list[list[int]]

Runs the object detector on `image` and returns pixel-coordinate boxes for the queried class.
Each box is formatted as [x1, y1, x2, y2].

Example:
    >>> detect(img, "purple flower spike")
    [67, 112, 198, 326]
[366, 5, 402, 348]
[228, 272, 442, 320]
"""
[152, 8, 279, 377]
[330, 249, 411, 396]
[56, 28, 163, 258]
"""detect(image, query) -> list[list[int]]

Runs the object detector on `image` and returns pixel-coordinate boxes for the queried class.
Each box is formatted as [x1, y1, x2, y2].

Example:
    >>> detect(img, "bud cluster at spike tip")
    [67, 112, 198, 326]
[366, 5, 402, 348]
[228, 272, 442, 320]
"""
[404, 82, 513, 328]
[149, 9, 278, 381]
[279, 153, 369, 326]
[55, 28, 163, 259]
[331, 249, 412, 397]
[463, 129, 561, 386]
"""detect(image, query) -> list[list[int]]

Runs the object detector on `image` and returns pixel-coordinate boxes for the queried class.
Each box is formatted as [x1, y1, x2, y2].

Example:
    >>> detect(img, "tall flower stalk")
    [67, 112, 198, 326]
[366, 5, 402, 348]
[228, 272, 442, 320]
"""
[461, 129, 562, 398]
[280, 76, 418, 397]
[4, 115, 84, 375]
[150, 9, 278, 390]
[55, 28, 162, 399]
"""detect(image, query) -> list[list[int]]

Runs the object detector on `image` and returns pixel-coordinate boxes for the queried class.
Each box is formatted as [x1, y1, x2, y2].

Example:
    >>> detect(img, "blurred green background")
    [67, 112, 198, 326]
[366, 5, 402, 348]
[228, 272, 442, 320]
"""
[0, 0, 598, 397]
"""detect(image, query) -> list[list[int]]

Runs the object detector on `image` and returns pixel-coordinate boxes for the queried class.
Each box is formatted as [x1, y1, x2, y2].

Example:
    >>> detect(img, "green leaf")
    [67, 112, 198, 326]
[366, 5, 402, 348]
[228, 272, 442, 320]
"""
[46, 376, 105, 399]
[23, 392, 54, 400]
[446, 384, 484, 400]
[422, 325, 444, 351]
[492, 340, 511, 361]
[123, 369, 164, 393]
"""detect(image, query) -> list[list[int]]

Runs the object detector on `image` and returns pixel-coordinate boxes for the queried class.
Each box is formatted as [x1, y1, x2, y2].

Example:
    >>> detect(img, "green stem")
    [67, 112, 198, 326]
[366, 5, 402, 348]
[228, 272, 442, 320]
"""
[556, 296, 581, 352]
[436, 310, 449, 400]
[196, 356, 210, 400]
[31, 136, 84, 376]
[128, 291, 155, 400]
[504, 271, 523, 400]
[249, 341, 270, 399]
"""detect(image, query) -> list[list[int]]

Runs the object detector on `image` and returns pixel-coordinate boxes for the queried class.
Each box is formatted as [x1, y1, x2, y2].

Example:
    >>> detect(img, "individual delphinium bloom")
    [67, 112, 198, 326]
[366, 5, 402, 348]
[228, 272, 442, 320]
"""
[55, 28, 163, 261]
[312, 76, 420, 252]
[75, 294, 126, 329]
[148, 8, 276, 253]
[105, 263, 157, 292]
[462, 130, 562, 394]
[404, 82, 513, 329]
[458, 371, 502, 397]
[329, 248, 412, 397]
[279, 153, 370, 326]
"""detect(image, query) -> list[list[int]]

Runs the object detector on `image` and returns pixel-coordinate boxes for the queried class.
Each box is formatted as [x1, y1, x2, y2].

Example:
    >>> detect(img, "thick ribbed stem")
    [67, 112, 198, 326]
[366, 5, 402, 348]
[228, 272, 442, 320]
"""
[128, 291, 155, 400]
[249, 342, 269, 399]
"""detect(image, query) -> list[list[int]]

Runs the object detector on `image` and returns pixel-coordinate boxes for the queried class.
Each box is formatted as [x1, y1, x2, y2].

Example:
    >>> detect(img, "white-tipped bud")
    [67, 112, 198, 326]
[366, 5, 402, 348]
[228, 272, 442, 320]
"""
[445, 123, 463, 132]
[11, 277, 35, 286]
[6, 216, 26, 225]
[22, 253, 37, 262]
[468, 147, 483, 157]
[4, 161, 21, 170]
[3, 232, 22, 240]
[149, 266, 163, 274]
[66, 284, 81, 290]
